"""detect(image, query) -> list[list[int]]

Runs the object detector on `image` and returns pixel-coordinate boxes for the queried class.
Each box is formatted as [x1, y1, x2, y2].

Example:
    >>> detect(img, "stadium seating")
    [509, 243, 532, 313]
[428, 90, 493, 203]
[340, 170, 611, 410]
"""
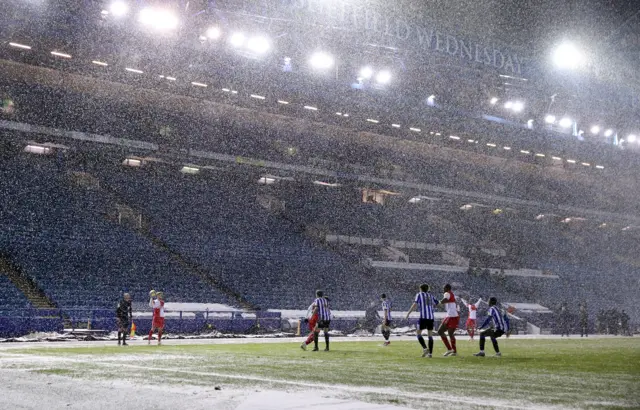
[0, 275, 32, 312]
[101, 168, 385, 310]
[0, 157, 236, 315]
[0, 141, 637, 335]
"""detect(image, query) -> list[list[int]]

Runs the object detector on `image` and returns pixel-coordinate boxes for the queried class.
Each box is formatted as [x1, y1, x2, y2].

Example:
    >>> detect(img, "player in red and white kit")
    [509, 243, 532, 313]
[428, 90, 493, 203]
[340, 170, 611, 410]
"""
[461, 297, 482, 341]
[148, 290, 165, 346]
[300, 301, 319, 350]
[438, 284, 460, 356]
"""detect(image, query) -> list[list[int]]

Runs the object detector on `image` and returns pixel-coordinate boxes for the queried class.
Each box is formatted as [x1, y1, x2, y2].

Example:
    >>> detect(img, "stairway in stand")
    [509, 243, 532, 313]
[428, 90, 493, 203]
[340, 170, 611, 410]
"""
[0, 256, 57, 309]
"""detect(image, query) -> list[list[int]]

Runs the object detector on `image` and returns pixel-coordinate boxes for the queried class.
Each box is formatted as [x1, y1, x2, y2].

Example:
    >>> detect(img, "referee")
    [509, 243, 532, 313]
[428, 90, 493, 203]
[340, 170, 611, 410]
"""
[116, 293, 133, 346]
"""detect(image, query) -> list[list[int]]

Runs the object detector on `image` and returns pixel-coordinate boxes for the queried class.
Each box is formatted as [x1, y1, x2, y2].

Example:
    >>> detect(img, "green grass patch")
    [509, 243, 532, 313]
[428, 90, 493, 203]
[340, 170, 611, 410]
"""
[32, 368, 76, 376]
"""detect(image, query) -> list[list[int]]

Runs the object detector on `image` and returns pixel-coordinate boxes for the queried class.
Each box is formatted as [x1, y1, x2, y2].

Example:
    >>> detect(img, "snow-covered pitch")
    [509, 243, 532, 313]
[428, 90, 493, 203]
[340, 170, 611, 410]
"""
[1, 335, 638, 409]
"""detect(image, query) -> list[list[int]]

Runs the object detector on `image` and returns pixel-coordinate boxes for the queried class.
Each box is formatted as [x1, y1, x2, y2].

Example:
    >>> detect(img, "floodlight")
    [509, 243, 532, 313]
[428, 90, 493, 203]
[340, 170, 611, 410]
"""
[229, 32, 246, 48]
[206, 27, 221, 40]
[604, 129, 613, 137]
[512, 101, 524, 112]
[590, 125, 600, 135]
[359, 66, 373, 79]
[504, 101, 513, 109]
[309, 51, 334, 70]
[559, 117, 573, 128]
[109, 1, 128, 17]
[139, 8, 179, 31]
[552, 42, 586, 70]
[490, 97, 498, 105]
[375, 70, 391, 84]
[544, 115, 556, 124]
[246, 35, 270, 54]
[628, 134, 637, 143]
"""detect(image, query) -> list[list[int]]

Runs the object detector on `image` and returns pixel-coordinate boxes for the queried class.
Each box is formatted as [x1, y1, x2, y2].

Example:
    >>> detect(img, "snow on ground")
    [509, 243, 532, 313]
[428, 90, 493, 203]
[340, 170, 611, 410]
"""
[0, 335, 632, 410]
[0, 333, 626, 350]
[0, 369, 407, 410]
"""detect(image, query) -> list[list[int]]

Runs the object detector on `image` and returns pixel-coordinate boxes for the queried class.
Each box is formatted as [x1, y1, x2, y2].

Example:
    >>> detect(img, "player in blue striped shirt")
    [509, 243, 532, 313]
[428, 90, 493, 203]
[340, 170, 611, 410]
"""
[405, 284, 439, 357]
[381, 294, 392, 346]
[474, 297, 510, 357]
[312, 290, 331, 351]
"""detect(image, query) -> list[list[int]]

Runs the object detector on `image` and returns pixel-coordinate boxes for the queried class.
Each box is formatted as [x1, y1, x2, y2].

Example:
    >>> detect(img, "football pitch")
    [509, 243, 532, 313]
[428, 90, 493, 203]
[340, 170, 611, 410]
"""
[0, 336, 638, 409]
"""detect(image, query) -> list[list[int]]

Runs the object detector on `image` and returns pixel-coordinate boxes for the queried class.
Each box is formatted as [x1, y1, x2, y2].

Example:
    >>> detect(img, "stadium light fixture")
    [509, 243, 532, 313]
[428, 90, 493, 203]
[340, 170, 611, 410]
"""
[229, 32, 246, 47]
[250, 94, 266, 100]
[544, 115, 556, 124]
[24, 145, 51, 155]
[303, 105, 318, 111]
[123, 158, 142, 167]
[125, 67, 143, 74]
[512, 101, 524, 112]
[191, 82, 207, 87]
[258, 176, 276, 185]
[51, 51, 71, 58]
[409, 127, 421, 132]
[628, 134, 637, 143]
[359, 66, 374, 80]
[206, 27, 222, 40]
[490, 97, 498, 105]
[181, 166, 200, 174]
[559, 117, 573, 128]
[109, 1, 129, 17]
[92, 60, 108, 66]
[603, 129, 614, 137]
[246, 35, 271, 54]
[504, 101, 513, 109]
[138, 8, 179, 31]
[552, 41, 586, 70]
[375, 70, 392, 85]
[391, 124, 401, 128]
[590, 125, 600, 135]
[309, 51, 334, 70]
[277, 100, 289, 105]
[9, 42, 31, 50]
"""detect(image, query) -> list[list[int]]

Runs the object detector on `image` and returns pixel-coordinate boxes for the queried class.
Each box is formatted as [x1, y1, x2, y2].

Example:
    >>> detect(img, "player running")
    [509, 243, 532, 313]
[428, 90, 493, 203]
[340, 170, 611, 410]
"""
[116, 293, 132, 346]
[381, 294, 392, 346]
[474, 297, 510, 357]
[438, 284, 460, 356]
[148, 290, 165, 346]
[300, 300, 319, 350]
[311, 291, 331, 351]
[461, 297, 482, 341]
[405, 284, 439, 357]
